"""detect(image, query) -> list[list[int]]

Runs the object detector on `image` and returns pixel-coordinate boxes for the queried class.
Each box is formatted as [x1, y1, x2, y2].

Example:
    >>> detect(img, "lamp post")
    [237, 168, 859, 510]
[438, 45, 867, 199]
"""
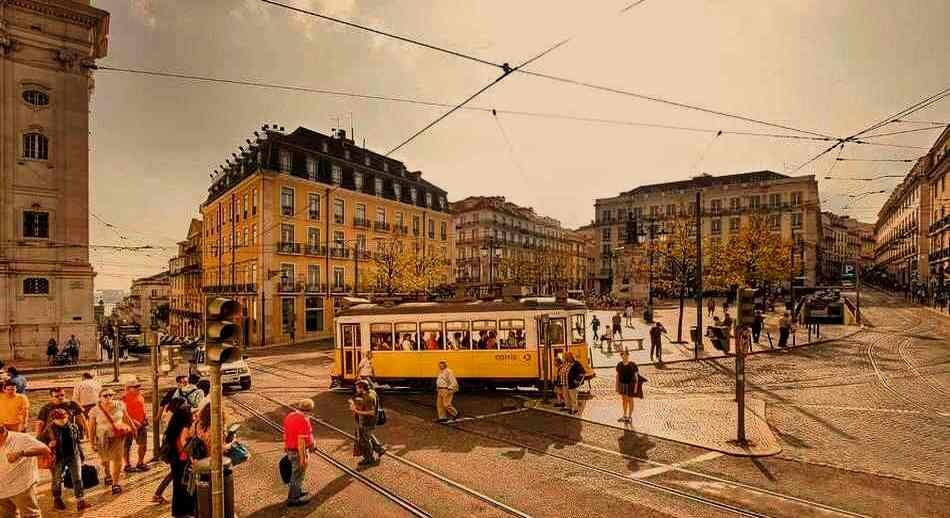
[481, 238, 502, 297]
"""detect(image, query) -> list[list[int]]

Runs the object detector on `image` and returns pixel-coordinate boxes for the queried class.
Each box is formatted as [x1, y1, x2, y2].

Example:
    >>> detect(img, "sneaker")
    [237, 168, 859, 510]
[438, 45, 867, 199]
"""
[559, 407, 571, 412]
[111, 485, 122, 495]
[570, 410, 579, 415]
[617, 417, 626, 422]
[374, 446, 387, 456]
[77, 500, 91, 512]
[287, 494, 312, 507]
[434, 418, 448, 423]
[357, 458, 377, 467]
[151, 495, 167, 504]
[123, 465, 137, 473]
[54, 498, 66, 511]
[135, 464, 151, 472]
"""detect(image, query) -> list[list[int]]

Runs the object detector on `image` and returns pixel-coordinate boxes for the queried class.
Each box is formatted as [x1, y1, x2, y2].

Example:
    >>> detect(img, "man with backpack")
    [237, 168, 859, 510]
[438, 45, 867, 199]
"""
[172, 376, 202, 410]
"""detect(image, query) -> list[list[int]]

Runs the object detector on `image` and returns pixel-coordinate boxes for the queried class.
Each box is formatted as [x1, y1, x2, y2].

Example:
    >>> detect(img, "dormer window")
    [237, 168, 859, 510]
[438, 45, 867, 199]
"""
[364, 154, 371, 166]
[321, 141, 328, 153]
[354, 172, 363, 191]
[331, 164, 342, 185]
[383, 162, 389, 173]
[425, 192, 433, 208]
[374, 178, 383, 196]
[439, 196, 446, 209]
[410, 187, 418, 203]
[393, 183, 402, 200]
[344, 149, 350, 160]
[306, 156, 317, 180]
[279, 149, 292, 172]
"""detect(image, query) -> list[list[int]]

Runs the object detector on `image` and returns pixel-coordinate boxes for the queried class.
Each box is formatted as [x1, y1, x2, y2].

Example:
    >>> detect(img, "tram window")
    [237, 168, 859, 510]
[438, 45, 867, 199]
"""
[471, 320, 498, 350]
[395, 322, 418, 351]
[546, 318, 566, 346]
[445, 321, 471, 350]
[420, 322, 444, 350]
[370, 323, 394, 351]
[571, 314, 586, 344]
[499, 319, 526, 349]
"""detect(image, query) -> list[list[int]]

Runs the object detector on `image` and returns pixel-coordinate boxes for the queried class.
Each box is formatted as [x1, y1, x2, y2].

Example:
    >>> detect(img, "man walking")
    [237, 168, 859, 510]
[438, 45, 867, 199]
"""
[0, 424, 50, 518]
[751, 310, 764, 345]
[623, 303, 634, 328]
[350, 380, 384, 466]
[0, 381, 28, 433]
[560, 352, 584, 415]
[282, 399, 315, 507]
[173, 375, 202, 410]
[778, 311, 793, 347]
[611, 312, 623, 341]
[72, 372, 101, 418]
[435, 361, 459, 423]
[35, 388, 86, 443]
[590, 315, 600, 341]
[46, 409, 90, 511]
[649, 321, 667, 363]
[122, 378, 150, 472]
[707, 298, 715, 317]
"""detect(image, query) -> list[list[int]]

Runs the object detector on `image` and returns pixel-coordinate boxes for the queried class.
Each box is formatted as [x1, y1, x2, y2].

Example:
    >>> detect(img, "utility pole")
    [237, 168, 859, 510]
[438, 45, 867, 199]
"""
[734, 288, 755, 446]
[206, 297, 240, 518]
[112, 324, 120, 383]
[695, 191, 703, 358]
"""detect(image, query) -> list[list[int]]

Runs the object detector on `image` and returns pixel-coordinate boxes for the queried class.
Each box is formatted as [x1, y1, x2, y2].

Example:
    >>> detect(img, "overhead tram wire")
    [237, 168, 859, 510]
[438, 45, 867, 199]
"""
[255, 0, 837, 141]
[836, 158, 916, 163]
[860, 125, 947, 139]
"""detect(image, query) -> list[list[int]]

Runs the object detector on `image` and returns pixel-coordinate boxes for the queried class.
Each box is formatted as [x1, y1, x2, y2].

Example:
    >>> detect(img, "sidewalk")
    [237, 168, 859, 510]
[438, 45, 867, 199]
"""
[527, 395, 780, 456]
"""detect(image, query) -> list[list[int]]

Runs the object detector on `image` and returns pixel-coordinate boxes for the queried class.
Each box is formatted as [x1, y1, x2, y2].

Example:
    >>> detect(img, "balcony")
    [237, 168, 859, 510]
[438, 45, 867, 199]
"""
[353, 218, 371, 229]
[330, 247, 350, 258]
[374, 221, 390, 232]
[281, 206, 294, 217]
[277, 242, 302, 255]
[304, 244, 327, 256]
[278, 281, 303, 293]
[355, 249, 373, 260]
[393, 225, 409, 235]
[308, 210, 319, 220]
[305, 283, 327, 293]
[330, 284, 352, 293]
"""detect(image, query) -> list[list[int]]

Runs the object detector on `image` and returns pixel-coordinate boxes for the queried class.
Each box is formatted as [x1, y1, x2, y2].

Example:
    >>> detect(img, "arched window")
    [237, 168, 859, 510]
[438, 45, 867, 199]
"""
[23, 278, 49, 295]
[22, 90, 49, 106]
[23, 133, 48, 160]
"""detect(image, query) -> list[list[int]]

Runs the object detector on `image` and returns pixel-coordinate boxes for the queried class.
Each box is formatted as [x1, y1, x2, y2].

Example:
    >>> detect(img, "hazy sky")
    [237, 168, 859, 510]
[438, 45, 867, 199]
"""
[89, 0, 950, 289]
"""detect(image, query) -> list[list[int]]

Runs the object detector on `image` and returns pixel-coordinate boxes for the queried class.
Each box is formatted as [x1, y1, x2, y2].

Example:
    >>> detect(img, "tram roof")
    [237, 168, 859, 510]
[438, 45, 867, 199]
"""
[337, 297, 587, 317]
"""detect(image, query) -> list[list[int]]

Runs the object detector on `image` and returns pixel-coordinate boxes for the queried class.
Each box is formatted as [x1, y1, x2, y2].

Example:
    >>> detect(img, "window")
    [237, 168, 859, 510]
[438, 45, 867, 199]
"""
[545, 318, 566, 346]
[344, 149, 350, 160]
[425, 192, 433, 207]
[243, 227, 248, 247]
[395, 323, 418, 351]
[439, 196, 446, 209]
[307, 228, 320, 251]
[791, 213, 803, 228]
[729, 197, 740, 211]
[749, 196, 760, 209]
[729, 218, 740, 233]
[791, 191, 803, 205]
[499, 319, 526, 349]
[280, 187, 294, 216]
[375, 207, 386, 225]
[393, 183, 402, 200]
[280, 224, 294, 244]
[23, 211, 49, 238]
[768, 214, 781, 230]
[440, 221, 447, 240]
[353, 203, 367, 226]
[252, 189, 258, 215]
[22, 90, 49, 106]
[242, 194, 248, 219]
[711, 219, 722, 234]
[321, 140, 328, 153]
[374, 178, 384, 196]
[354, 171, 363, 191]
[769, 193, 781, 208]
[666, 204, 675, 217]
[23, 277, 49, 295]
[333, 199, 345, 224]
[428, 219, 435, 239]
[306, 156, 317, 180]
[471, 320, 498, 350]
[570, 314, 586, 345]
[279, 149, 292, 172]
[333, 267, 345, 289]
[410, 187, 418, 203]
[331, 164, 342, 185]
[370, 323, 394, 351]
[413, 216, 421, 235]
[305, 296, 324, 332]
[395, 212, 404, 230]
[281, 298, 295, 333]
[23, 133, 48, 160]
[308, 193, 320, 219]
[251, 224, 257, 245]
[420, 322, 444, 350]
[356, 234, 366, 255]
[710, 199, 722, 214]
[307, 264, 320, 288]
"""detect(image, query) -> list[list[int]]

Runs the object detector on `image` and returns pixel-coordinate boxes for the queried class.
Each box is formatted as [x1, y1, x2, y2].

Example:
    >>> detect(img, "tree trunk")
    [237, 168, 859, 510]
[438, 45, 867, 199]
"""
[676, 286, 685, 343]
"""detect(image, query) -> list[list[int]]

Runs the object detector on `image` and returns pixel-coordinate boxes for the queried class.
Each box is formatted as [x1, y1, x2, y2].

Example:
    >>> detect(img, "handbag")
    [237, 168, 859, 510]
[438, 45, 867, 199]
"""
[278, 455, 292, 484]
[98, 403, 131, 439]
[38, 451, 55, 470]
[633, 374, 648, 399]
[376, 408, 387, 426]
[64, 464, 99, 489]
[225, 441, 250, 466]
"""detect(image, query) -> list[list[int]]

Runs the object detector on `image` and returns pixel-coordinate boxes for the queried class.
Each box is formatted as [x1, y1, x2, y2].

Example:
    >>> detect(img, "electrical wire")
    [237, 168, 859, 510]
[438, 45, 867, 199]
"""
[835, 158, 915, 163]
[860, 125, 946, 139]
[491, 110, 528, 177]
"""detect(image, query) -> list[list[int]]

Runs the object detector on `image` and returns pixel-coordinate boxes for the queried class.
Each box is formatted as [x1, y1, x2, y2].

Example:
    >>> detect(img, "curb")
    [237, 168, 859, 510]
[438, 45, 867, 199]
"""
[18, 357, 144, 376]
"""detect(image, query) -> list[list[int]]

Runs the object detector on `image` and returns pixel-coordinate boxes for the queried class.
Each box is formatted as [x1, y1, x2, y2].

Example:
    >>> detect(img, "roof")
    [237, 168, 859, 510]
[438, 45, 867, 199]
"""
[131, 271, 169, 285]
[616, 170, 793, 198]
[337, 297, 587, 317]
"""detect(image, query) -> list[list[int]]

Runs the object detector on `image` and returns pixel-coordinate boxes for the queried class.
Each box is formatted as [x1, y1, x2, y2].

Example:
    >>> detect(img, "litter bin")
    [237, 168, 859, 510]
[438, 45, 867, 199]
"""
[194, 457, 234, 518]
[689, 326, 700, 347]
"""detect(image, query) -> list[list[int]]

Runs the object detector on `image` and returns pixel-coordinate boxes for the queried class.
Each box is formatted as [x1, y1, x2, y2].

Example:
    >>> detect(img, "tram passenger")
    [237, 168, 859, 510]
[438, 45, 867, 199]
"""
[424, 332, 439, 350]
[399, 333, 415, 351]
[473, 330, 486, 349]
[485, 331, 498, 349]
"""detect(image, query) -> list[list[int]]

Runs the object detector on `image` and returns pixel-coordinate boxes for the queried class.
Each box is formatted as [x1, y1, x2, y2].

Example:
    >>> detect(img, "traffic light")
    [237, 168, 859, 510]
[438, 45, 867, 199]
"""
[737, 288, 756, 326]
[205, 297, 242, 364]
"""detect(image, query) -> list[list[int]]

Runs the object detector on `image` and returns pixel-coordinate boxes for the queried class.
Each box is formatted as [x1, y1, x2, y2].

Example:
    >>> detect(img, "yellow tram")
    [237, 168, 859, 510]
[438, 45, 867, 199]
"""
[330, 297, 595, 389]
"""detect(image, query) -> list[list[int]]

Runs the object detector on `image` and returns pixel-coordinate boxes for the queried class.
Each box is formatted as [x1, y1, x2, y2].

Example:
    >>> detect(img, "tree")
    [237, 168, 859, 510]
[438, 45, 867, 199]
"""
[369, 239, 450, 295]
[504, 247, 570, 295]
[634, 218, 699, 342]
[705, 216, 793, 291]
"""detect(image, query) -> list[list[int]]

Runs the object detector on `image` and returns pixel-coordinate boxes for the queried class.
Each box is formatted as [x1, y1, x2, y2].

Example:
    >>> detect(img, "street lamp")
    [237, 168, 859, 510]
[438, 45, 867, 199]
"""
[481, 238, 502, 296]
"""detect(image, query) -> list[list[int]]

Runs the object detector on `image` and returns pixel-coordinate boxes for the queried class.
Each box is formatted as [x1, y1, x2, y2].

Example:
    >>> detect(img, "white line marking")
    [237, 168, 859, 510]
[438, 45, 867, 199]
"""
[629, 452, 724, 479]
[450, 408, 529, 422]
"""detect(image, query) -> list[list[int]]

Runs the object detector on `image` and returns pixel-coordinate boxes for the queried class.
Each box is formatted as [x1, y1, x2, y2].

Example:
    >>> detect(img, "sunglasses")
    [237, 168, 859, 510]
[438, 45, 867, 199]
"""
[101, 394, 114, 399]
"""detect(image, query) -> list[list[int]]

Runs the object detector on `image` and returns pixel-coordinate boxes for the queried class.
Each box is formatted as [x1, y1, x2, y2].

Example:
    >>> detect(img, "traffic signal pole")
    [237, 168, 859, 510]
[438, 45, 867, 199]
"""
[210, 362, 225, 518]
[206, 296, 241, 518]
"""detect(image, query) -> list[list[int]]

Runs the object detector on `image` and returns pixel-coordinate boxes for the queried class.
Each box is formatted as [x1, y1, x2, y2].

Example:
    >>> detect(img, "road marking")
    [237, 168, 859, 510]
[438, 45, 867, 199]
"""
[629, 452, 724, 479]
[450, 408, 529, 422]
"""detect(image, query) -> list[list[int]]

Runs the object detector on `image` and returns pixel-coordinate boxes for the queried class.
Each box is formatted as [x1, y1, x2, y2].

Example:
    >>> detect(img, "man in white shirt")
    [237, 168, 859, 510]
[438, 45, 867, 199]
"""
[72, 372, 101, 417]
[0, 424, 50, 517]
[356, 351, 375, 385]
[435, 361, 459, 423]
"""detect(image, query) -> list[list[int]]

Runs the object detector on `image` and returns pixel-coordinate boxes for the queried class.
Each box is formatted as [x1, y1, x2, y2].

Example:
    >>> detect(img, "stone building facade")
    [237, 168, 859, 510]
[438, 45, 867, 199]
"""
[926, 126, 950, 295]
[820, 211, 874, 281]
[874, 157, 932, 289]
[452, 196, 587, 296]
[169, 218, 202, 338]
[201, 126, 453, 347]
[0, 0, 109, 360]
[593, 171, 822, 298]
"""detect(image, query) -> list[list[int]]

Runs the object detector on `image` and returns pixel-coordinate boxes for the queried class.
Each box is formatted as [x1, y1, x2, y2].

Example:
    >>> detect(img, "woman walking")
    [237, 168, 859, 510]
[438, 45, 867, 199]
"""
[88, 388, 132, 494]
[153, 397, 187, 504]
[615, 351, 638, 423]
[164, 407, 196, 518]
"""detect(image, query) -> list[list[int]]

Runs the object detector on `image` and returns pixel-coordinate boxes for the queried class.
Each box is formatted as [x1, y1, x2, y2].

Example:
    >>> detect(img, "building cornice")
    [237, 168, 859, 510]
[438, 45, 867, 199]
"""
[3, 0, 109, 57]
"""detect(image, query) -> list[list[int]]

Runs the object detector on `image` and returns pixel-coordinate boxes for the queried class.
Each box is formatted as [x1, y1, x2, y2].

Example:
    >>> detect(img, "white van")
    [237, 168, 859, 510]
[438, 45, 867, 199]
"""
[188, 346, 252, 390]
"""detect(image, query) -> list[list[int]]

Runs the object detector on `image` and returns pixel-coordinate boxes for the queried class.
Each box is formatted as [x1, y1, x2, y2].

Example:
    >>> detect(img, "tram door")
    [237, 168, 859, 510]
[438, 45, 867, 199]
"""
[340, 323, 361, 380]
[538, 317, 567, 382]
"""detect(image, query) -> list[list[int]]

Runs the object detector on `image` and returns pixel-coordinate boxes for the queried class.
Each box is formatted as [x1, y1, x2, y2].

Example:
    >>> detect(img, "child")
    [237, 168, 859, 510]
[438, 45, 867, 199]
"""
[47, 408, 90, 511]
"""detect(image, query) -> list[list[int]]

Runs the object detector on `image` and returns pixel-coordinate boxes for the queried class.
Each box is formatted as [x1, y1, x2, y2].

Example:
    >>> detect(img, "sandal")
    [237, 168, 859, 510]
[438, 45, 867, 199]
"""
[152, 495, 167, 504]
[111, 485, 122, 495]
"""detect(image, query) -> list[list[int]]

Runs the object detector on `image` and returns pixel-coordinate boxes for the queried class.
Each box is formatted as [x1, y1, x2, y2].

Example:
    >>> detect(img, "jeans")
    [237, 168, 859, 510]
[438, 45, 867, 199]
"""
[286, 450, 307, 501]
[650, 340, 662, 361]
[752, 326, 761, 343]
[51, 456, 84, 499]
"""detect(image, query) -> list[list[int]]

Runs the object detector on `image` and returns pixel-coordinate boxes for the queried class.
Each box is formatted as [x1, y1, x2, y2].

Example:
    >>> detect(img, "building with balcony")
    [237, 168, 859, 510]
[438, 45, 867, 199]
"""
[0, 1, 109, 360]
[593, 171, 822, 297]
[926, 126, 950, 293]
[874, 156, 932, 289]
[129, 271, 170, 344]
[820, 212, 873, 282]
[169, 218, 203, 338]
[452, 196, 587, 296]
[201, 126, 453, 347]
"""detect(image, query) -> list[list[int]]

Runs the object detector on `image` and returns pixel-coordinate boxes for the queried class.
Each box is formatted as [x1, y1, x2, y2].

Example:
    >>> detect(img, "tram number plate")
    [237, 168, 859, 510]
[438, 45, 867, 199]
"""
[495, 353, 532, 362]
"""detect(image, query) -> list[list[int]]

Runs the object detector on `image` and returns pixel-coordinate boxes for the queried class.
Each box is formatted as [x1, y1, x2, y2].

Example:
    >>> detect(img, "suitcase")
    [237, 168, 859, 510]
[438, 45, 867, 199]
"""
[63, 464, 99, 489]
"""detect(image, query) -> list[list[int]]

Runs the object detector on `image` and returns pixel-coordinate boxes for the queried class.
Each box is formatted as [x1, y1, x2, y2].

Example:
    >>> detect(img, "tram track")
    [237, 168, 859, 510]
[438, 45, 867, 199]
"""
[388, 395, 872, 518]
[233, 390, 535, 518]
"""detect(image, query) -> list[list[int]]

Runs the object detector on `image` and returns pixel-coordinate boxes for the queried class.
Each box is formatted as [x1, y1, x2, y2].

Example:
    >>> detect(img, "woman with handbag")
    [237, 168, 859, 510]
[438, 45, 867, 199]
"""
[163, 407, 196, 518]
[88, 388, 132, 494]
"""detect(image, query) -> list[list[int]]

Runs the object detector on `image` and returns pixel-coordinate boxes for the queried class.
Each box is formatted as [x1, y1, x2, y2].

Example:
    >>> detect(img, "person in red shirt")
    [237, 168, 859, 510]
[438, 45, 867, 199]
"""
[121, 378, 150, 472]
[282, 399, 315, 507]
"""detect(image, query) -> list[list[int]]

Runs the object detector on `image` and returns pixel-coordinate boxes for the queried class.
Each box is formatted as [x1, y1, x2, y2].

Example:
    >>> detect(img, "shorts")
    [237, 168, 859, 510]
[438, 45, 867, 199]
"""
[124, 425, 148, 448]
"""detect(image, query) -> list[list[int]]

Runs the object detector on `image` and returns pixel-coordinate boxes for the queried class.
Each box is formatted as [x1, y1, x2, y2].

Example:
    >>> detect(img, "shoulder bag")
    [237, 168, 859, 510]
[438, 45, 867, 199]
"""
[98, 404, 131, 439]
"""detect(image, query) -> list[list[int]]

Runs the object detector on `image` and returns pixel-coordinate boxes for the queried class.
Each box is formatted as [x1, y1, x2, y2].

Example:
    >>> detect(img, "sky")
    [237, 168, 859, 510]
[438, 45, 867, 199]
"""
[88, 0, 950, 289]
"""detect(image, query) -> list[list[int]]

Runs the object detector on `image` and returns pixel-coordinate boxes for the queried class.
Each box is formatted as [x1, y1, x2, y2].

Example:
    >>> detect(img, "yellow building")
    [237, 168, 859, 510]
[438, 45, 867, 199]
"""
[169, 218, 203, 338]
[201, 126, 453, 347]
